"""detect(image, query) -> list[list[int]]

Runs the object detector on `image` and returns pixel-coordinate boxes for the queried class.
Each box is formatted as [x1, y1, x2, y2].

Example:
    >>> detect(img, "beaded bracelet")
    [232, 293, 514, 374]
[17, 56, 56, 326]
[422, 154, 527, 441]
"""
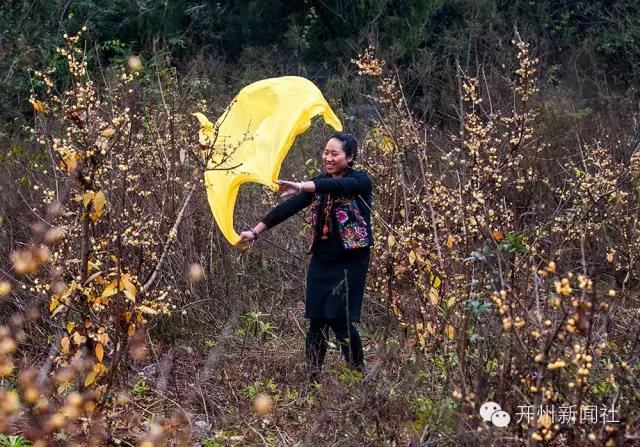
[250, 228, 259, 241]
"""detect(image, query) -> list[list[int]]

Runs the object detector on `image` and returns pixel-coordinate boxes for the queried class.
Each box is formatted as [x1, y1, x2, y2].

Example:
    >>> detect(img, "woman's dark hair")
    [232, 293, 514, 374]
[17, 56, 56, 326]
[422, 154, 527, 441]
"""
[329, 132, 358, 166]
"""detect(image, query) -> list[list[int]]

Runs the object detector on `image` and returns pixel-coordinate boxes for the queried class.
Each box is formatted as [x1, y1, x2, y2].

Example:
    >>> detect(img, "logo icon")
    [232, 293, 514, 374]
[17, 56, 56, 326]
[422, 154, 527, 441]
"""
[479, 401, 511, 428]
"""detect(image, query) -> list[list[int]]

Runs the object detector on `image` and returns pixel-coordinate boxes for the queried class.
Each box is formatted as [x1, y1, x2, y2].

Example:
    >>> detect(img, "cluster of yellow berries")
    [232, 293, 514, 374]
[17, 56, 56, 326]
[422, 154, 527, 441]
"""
[351, 45, 385, 77]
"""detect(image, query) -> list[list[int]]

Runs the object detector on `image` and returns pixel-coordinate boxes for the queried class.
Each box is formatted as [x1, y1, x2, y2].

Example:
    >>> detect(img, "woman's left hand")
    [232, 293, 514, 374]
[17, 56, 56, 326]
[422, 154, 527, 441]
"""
[277, 180, 302, 198]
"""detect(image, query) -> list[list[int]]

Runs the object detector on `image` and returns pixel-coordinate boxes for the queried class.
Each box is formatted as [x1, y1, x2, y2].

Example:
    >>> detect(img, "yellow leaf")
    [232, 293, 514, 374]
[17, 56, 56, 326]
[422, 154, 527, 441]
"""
[61, 151, 78, 173]
[120, 274, 136, 302]
[84, 369, 97, 387]
[491, 230, 505, 241]
[100, 127, 116, 138]
[429, 287, 439, 306]
[88, 260, 102, 271]
[387, 235, 396, 247]
[57, 382, 71, 395]
[426, 322, 436, 335]
[96, 332, 109, 345]
[447, 235, 454, 249]
[60, 336, 70, 354]
[66, 322, 75, 334]
[32, 100, 45, 113]
[82, 191, 95, 208]
[446, 296, 456, 308]
[84, 362, 107, 387]
[408, 250, 416, 266]
[444, 324, 455, 340]
[72, 331, 82, 345]
[417, 331, 426, 347]
[137, 305, 157, 315]
[127, 323, 136, 336]
[101, 281, 117, 298]
[90, 191, 106, 221]
[95, 343, 104, 362]
[49, 297, 59, 312]
[430, 271, 442, 289]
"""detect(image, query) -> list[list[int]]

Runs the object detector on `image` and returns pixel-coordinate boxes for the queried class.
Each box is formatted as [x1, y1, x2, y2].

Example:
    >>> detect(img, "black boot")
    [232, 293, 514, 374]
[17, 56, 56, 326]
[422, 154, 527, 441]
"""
[303, 319, 329, 396]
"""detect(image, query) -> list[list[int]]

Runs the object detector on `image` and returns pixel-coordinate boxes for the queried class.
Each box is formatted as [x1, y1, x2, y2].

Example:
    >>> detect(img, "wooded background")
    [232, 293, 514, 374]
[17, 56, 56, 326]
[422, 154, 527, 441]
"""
[1, 1, 640, 446]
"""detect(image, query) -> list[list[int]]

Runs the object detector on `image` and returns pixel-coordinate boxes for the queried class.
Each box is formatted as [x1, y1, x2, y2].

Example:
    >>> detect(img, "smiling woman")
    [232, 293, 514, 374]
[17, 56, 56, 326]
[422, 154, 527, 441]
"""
[239, 132, 374, 388]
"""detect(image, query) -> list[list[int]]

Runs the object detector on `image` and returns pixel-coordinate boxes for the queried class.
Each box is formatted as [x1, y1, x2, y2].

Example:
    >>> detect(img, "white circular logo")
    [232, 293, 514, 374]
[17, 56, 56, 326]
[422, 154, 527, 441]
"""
[479, 401, 501, 422]
[479, 401, 510, 427]
[491, 410, 511, 428]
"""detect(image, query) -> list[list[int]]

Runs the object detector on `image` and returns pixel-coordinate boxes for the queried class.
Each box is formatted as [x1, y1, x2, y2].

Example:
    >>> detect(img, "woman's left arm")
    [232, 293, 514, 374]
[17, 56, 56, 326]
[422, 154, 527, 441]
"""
[277, 172, 372, 196]
[310, 172, 372, 195]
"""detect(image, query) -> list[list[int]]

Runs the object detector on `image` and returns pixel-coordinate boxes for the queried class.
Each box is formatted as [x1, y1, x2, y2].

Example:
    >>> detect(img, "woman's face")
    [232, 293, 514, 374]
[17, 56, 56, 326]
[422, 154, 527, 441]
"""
[322, 138, 353, 176]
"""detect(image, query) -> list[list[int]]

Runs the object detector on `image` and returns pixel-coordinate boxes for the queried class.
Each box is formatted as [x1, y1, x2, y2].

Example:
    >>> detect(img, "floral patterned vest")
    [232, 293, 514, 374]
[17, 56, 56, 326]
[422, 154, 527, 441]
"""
[309, 192, 372, 251]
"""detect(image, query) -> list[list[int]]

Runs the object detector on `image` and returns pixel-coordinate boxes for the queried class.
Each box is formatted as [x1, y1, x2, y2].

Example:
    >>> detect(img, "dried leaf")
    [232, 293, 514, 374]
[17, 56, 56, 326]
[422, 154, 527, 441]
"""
[90, 191, 106, 221]
[408, 250, 416, 266]
[83, 190, 95, 208]
[60, 151, 78, 173]
[429, 288, 439, 306]
[60, 336, 70, 354]
[447, 235, 454, 249]
[120, 274, 136, 302]
[444, 324, 455, 340]
[100, 127, 116, 138]
[101, 281, 117, 298]
[32, 100, 45, 113]
[430, 271, 442, 289]
[95, 343, 104, 362]
[387, 234, 396, 247]
[417, 331, 426, 347]
[137, 305, 157, 315]
[84, 369, 97, 387]
[96, 332, 109, 345]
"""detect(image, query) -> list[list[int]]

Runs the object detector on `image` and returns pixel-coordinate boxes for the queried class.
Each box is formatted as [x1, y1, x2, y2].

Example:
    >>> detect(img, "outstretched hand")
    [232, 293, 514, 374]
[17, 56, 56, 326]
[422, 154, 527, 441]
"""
[239, 231, 254, 243]
[277, 180, 302, 198]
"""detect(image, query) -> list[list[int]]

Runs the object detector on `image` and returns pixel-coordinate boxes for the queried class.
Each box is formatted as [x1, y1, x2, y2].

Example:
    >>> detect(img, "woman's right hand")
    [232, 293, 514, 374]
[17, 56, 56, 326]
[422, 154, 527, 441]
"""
[239, 230, 255, 243]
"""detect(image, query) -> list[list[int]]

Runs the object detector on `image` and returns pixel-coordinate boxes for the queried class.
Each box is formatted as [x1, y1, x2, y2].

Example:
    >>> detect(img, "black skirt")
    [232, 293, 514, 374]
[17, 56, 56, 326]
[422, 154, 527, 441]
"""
[304, 250, 371, 322]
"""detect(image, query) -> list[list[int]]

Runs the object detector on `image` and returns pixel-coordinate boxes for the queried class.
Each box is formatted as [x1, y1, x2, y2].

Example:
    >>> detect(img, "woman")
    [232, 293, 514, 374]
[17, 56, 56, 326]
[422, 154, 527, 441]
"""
[239, 132, 373, 383]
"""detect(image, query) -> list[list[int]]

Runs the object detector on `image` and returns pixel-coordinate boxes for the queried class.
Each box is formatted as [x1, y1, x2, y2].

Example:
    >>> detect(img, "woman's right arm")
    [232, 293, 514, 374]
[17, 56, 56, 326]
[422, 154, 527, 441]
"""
[240, 191, 313, 241]
[262, 191, 313, 229]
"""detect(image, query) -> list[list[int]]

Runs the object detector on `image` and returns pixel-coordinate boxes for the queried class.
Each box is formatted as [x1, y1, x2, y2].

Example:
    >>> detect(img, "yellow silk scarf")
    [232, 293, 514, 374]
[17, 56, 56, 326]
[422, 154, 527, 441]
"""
[194, 76, 342, 245]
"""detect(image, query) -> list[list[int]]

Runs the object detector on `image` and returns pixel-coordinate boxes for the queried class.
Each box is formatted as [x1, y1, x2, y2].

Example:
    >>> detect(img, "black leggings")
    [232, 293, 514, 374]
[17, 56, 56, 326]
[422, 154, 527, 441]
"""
[305, 318, 364, 376]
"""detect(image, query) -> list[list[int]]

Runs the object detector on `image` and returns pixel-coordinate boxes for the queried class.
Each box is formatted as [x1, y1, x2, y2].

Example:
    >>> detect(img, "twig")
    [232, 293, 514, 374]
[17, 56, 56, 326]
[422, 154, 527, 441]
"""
[143, 182, 197, 290]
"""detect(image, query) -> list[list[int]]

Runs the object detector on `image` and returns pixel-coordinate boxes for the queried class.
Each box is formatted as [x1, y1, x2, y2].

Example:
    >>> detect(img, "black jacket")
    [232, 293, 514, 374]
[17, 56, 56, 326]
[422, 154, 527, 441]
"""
[262, 167, 374, 259]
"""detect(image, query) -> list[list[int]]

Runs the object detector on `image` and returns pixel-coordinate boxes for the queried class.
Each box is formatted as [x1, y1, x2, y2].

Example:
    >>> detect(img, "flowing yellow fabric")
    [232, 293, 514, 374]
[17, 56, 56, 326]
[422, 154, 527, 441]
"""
[194, 76, 343, 245]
